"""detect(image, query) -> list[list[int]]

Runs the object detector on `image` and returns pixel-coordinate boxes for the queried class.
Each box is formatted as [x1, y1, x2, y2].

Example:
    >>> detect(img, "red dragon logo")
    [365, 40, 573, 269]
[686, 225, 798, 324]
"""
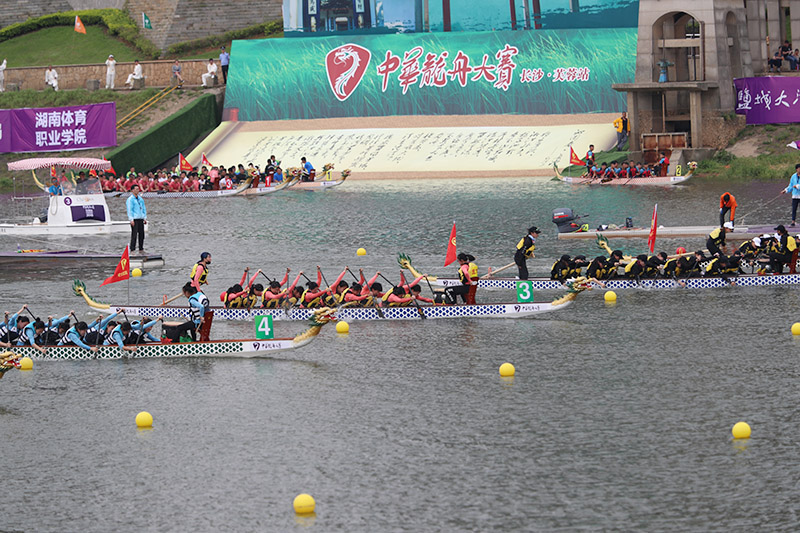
[325, 44, 371, 102]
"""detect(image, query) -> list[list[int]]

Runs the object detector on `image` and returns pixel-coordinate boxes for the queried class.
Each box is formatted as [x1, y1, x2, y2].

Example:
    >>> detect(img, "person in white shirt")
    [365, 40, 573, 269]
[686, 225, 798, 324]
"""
[125, 60, 144, 88]
[201, 58, 218, 87]
[0, 58, 6, 92]
[45, 65, 58, 91]
[105, 54, 116, 89]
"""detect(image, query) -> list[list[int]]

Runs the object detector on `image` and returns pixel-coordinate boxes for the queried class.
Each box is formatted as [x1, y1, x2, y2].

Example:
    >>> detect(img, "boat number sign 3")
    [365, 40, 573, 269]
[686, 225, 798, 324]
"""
[516, 281, 535, 303]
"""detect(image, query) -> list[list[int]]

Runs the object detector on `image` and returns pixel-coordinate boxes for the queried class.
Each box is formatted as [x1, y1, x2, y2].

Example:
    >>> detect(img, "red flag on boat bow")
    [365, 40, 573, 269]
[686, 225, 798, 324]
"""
[569, 146, 586, 166]
[647, 204, 658, 253]
[100, 246, 131, 286]
[444, 222, 457, 266]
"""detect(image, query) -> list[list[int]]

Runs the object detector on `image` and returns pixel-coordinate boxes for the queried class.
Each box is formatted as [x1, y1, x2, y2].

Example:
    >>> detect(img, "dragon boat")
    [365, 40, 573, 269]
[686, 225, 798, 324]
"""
[553, 162, 695, 186]
[105, 177, 253, 199]
[4, 308, 336, 362]
[72, 279, 587, 321]
[397, 247, 800, 291]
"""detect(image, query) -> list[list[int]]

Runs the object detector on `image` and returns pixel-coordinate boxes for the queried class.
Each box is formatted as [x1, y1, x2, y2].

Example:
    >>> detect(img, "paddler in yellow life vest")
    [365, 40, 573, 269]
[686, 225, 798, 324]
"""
[220, 268, 262, 308]
[706, 222, 734, 257]
[262, 270, 302, 308]
[624, 254, 648, 281]
[586, 256, 610, 279]
[444, 253, 478, 305]
[568, 255, 588, 277]
[514, 226, 540, 280]
[550, 255, 572, 282]
[769, 224, 797, 273]
[190, 252, 212, 290]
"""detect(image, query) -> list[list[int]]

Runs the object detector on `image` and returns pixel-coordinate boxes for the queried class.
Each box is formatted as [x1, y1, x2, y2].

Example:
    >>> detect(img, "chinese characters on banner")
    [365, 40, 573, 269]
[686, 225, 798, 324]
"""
[375, 43, 591, 95]
[0, 102, 117, 153]
[734, 77, 800, 124]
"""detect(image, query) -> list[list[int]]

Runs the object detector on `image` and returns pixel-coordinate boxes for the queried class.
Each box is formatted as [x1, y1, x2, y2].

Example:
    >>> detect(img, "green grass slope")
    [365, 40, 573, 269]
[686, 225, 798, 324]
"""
[0, 26, 138, 67]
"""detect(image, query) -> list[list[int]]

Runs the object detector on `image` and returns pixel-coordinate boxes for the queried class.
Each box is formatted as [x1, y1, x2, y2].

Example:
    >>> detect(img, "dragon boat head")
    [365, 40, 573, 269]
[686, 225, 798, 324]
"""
[72, 279, 87, 296]
[341, 169, 351, 179]
[687, 161, 698, 171]
[323, 163, 335, 172]
[397, 253, 412, 270]
[310, 307, 337, 326]
[563, 276, 595, 293]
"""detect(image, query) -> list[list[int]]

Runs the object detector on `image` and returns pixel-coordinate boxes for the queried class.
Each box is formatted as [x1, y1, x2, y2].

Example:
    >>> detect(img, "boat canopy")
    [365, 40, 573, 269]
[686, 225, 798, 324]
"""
[7, 157, 112, 171]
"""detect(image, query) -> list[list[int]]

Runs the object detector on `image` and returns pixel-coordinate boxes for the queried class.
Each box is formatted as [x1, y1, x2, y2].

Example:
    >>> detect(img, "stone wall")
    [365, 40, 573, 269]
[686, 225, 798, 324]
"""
[635, 110, 745, 149]
[3, 59, 220, 91]
[0, 1, 280, 51]
[125, 0, 282, 50]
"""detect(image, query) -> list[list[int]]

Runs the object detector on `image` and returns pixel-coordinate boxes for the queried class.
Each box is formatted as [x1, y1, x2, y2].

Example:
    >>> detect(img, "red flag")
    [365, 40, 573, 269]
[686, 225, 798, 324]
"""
[647, 204, 658, 253]
[100, 246, 131, 286]
[104, 157, 116, 176]
[201, 153, 213, 167]
[569, 146, 586, 166]
[74, 15, 86, 34]
[444, 222, 457, 266]
[178, 153, 193, 172]
[50, 166, 56, 178]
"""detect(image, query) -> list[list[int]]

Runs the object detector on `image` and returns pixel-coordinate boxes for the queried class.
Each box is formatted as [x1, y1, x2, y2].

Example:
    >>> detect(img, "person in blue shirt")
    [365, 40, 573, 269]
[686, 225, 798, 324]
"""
[164, 283, 209, 342]
[273, 167, 283, 183]
[83, 312, 119, 345]
[219, 46, 230, 84]
[127, 317, 163, 343]
[47, 177, 63, 196]
[59, 321, 98, 353]
[15, 316, 48, 354]
[126, 184, 147, 253]
[301, 157, 315, 182]
[1, 305, 26, 343]
[781, 163, 800, 226]
[36, 313, 71, 345]
[104, 322, 138, 352]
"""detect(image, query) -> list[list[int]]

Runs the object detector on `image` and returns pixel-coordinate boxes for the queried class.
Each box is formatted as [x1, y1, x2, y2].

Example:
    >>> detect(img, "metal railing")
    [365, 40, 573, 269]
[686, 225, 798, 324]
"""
[116, 85, 179, 129]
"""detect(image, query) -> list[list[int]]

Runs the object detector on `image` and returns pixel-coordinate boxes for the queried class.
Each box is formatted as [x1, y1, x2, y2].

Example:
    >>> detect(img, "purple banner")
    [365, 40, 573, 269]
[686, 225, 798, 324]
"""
[734, 77, 800, 124]
[70, 204, 106, 222]
[0, 102, 117, 153]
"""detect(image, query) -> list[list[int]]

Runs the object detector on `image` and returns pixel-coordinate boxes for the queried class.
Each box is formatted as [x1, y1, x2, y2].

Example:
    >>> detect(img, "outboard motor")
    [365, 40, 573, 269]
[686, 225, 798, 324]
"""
[552, 208, 585, 233]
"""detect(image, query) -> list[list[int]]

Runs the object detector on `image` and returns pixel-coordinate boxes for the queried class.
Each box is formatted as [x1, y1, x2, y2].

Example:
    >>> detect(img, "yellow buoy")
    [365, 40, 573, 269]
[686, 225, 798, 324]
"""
[335, 321, 350, 334]
[19, 357, 33, 371]
[135, 411, 153, 428]
[293, 493, 316, 514]
[604, 290, 617, 303]
[792, 323, 800, 335]
[356, 247, 367, 256]
[732, 421, 751, 439]
[499, 362, 515, 377]
[131, 268, 143, 277]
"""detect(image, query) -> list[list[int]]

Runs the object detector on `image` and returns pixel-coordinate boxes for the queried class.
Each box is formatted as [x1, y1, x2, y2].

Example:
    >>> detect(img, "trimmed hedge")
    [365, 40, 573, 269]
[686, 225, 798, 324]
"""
[106, 94, 220, 174]
[0, 9, 159, 59]
[166, 20, 283, 55]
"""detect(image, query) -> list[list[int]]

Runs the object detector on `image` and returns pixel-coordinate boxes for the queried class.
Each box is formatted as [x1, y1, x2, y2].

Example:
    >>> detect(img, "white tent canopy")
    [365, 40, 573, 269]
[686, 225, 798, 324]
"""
[7, 157, 112, 171]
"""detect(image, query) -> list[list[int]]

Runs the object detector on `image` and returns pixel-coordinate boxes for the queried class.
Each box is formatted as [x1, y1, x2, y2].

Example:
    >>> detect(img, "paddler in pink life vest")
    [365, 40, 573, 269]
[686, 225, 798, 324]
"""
[340, 269, 382, 306]
[220, 268, 262, 308]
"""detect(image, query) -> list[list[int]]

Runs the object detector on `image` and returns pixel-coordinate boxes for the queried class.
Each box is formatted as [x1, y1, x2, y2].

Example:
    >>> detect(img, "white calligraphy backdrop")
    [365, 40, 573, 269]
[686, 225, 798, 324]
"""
[191, 121, 617, 177]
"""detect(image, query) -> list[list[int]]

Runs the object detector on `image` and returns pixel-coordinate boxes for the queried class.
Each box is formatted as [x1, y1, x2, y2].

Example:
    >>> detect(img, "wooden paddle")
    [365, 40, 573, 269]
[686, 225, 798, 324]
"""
[480, 261, 516, 279]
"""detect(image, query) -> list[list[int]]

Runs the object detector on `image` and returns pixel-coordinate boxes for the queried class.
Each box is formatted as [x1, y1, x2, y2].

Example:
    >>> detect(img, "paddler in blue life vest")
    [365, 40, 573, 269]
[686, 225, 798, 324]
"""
[707, 222, 734, 257]
[164, 282, 210, 342]
[514, 226, 540, 280]
[191, 252, 212, 290]
[14, 316, 48, 354]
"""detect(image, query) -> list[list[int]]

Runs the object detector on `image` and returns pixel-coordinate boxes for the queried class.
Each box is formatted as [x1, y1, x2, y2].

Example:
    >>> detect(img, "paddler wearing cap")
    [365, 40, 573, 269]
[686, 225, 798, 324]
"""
[514, 226, 541, 280]
[769, 224, 797, 273]
[190, 252, 212, 290]
[707, 222, 734, 257]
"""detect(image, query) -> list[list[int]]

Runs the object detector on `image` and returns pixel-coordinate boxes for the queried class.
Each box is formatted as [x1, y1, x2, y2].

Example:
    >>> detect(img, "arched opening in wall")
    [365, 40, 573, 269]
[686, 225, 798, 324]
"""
[726, 11, 743, 78]
[651, 11, 703, 83]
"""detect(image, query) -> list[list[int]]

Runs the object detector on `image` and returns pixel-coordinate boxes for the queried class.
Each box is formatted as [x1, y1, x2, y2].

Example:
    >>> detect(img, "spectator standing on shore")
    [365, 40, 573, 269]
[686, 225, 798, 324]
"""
[219, 46, 230, 84]
[0, 58, 6, 92]
[172, 60, 184, 86]
[105, 54, 116, 89]
[45, 65, 58, 91]
[126, 184, 147, 253]
[613, 112, 629, 150]
[201, 58, 217, 87]
[125, 60, 143, 88]
[781, 163, 800, 226]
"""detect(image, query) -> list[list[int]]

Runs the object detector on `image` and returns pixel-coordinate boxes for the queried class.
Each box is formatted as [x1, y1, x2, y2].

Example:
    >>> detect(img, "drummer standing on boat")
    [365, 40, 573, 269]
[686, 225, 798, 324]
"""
[126, 184, 147, 253]
[191, 252, 212, 290]
[514, 226, 540, 280]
